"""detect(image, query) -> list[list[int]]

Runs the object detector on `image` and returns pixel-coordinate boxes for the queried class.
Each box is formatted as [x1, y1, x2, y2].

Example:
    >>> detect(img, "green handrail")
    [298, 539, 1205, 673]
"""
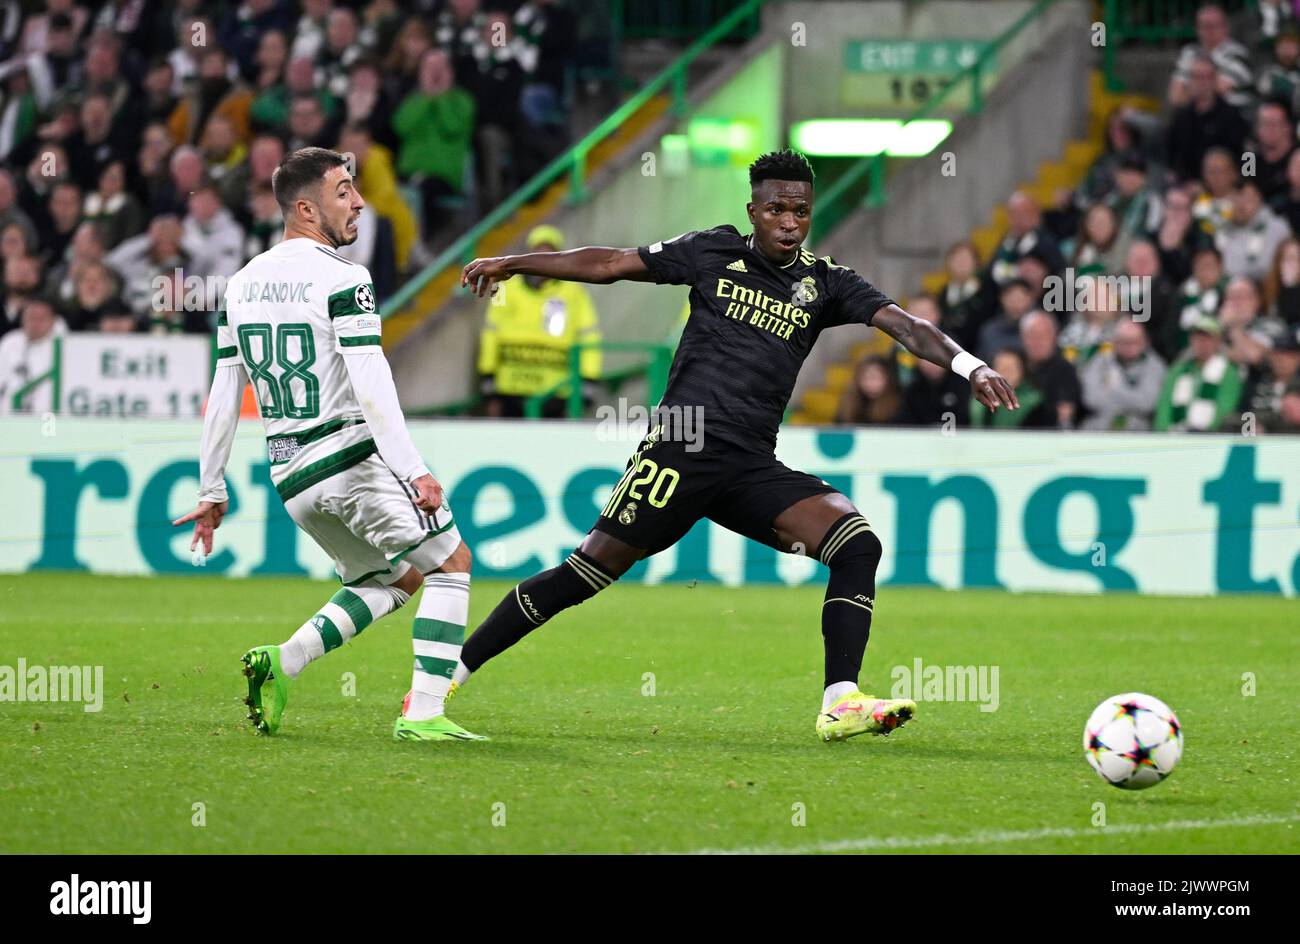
[613, 0, 761, 41]
[379, 0, 766, 323]
[407, 395, 482, 418]
[812, 0, 1060, 241]
[1103, 0, 1254, 41]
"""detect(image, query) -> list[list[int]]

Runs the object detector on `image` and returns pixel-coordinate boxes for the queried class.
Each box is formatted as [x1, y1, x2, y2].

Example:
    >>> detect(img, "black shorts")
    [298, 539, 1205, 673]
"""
[592, 429, 838, 557]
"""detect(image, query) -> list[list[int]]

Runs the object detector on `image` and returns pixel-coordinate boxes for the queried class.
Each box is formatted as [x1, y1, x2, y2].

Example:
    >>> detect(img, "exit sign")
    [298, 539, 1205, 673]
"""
[844, 39, 992, 74]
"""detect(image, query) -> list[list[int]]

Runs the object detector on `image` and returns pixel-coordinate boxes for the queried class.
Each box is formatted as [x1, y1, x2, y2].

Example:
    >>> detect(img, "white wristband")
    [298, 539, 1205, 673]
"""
[951, 351, 986, 381]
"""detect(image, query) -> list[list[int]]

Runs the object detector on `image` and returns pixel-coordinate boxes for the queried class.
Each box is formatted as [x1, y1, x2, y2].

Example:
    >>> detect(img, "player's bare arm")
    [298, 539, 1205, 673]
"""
[461, 246, 652, 296]
[872, 303, 1020, 412]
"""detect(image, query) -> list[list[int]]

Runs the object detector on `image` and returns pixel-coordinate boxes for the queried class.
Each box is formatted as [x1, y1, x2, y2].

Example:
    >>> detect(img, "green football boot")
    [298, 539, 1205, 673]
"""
[393, 692, 487, 742]
[241, 645, 291, 735]
[393, 716, 488, 741]
[816, 690, 916, 742]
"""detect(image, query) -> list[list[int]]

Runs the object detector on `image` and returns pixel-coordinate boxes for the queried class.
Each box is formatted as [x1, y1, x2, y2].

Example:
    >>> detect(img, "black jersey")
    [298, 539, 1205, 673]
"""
[637, 224, 894, 452]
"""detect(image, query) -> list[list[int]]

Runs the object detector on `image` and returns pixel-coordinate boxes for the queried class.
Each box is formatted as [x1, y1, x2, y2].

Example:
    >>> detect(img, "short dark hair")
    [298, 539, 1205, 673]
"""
[748, 148, 815, 188]
[271, 147, 348, 215]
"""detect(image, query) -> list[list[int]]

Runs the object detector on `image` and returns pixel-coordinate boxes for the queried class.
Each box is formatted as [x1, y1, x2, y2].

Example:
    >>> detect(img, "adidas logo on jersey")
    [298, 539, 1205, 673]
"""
[726, 259, 747, 272]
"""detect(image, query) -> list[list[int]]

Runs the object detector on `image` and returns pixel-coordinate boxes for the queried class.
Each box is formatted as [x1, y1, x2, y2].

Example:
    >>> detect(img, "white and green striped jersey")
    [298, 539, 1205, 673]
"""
[217, 238, 388, 502]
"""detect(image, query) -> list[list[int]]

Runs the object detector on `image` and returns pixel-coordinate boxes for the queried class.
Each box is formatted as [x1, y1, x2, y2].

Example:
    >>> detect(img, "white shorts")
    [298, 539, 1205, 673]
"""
[282, 454, 461, 586]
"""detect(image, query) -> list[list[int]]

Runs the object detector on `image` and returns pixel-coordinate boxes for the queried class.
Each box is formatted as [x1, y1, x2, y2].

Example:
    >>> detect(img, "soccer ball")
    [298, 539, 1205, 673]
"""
[1083, 692, 1183, 790]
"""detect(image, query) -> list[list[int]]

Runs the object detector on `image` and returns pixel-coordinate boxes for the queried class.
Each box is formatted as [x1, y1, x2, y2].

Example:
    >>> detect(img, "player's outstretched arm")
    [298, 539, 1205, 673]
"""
[172, 362, 247, 555]
[872, 303, 1019, 412]
[461, 246, 651, 296]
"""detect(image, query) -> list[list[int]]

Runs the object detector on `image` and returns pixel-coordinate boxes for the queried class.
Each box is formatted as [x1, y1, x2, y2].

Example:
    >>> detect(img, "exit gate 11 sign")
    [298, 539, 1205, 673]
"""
[59, 334, 211, 418]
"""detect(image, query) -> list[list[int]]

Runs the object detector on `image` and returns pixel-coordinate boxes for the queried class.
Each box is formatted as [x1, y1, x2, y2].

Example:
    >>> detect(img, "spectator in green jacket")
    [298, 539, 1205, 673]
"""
[250, 56, 337, 133]
[393, 48, 475, 229]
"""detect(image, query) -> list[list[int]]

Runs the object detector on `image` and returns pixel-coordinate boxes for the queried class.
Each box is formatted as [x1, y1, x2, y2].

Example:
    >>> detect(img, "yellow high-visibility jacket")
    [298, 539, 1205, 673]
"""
[478, 278, 602, 397]
[356, 143, 418, 272]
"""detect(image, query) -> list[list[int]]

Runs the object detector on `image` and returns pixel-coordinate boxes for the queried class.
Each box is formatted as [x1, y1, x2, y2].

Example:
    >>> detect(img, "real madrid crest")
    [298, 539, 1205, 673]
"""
[618, 501, 638, 525]
[792, 276, 818, 307]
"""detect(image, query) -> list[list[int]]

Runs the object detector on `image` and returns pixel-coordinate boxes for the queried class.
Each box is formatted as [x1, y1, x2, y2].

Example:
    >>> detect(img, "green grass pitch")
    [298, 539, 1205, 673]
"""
[2, 572, 1297, 854]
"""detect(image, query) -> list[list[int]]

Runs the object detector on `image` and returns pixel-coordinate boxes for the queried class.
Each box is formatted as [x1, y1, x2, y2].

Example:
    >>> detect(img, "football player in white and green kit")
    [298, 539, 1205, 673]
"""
[174, 147, 484, 742]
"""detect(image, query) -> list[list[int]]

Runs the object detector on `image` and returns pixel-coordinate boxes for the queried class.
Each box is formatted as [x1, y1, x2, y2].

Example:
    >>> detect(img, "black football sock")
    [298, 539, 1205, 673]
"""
[461, 549, 618, 672]
[815, 513, 882, 690]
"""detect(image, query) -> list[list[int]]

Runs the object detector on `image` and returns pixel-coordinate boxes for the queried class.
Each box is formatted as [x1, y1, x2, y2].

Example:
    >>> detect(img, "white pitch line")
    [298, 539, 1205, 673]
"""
[682, 812, 1300, 855]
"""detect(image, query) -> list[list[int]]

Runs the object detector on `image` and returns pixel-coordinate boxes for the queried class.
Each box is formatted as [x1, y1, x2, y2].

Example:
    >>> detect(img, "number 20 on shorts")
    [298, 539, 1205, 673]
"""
[627, 459, 680, 508]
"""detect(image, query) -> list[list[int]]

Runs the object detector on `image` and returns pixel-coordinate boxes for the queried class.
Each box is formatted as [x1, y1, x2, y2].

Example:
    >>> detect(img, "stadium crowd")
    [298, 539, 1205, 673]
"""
[4, 1, 1299, 434]
[0, 0, 582, 407]
[838, 0, 1300, 434]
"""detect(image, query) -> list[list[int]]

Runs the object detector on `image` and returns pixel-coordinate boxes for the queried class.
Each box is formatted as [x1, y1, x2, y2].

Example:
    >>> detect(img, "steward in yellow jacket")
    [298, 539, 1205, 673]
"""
[478, 226, 602, 417]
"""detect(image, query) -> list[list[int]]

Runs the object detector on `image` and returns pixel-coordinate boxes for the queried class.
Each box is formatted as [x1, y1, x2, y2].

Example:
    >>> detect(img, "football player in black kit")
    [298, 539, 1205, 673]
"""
[458, 149, 1018, 742]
